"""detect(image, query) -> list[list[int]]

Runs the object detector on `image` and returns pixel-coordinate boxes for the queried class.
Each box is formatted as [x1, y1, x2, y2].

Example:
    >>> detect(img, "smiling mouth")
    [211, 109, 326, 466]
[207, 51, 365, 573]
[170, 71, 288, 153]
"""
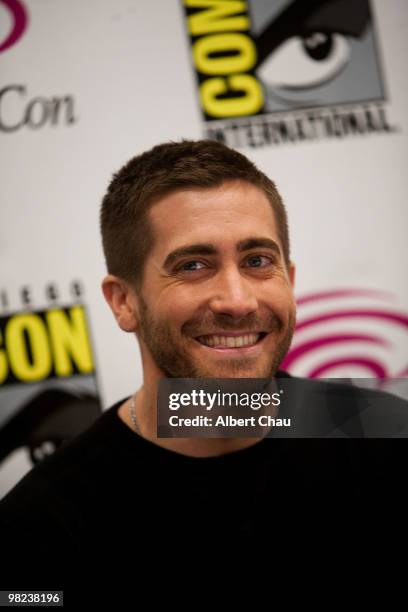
[194, 332, 267, 349]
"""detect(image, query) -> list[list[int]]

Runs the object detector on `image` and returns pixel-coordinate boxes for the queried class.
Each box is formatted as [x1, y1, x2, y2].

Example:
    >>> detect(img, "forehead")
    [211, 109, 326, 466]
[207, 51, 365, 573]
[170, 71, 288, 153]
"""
[147, 180, 280, 251]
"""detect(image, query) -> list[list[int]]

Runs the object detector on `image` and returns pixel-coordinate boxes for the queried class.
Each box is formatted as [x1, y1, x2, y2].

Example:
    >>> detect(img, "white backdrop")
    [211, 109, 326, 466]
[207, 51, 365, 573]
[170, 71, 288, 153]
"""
[1, 0, 407, 494]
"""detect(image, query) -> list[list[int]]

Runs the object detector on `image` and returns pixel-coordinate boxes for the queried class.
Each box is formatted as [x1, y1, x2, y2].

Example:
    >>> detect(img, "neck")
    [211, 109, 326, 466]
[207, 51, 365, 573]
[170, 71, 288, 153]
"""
[121, 381, 268, 459]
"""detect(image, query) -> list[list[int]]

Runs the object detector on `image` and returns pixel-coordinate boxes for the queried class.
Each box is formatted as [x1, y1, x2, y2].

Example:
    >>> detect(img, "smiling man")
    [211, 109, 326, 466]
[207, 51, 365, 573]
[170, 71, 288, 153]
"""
[100, 144, 297, 456]
[1, 140, 407, 603]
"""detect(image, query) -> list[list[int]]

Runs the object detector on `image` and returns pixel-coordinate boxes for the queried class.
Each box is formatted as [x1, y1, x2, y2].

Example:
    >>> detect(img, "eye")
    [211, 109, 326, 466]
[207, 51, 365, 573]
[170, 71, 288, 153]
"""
[257, 33, 350, 90]
[176, 260, 207, 273]
[244, 255, 273, 268]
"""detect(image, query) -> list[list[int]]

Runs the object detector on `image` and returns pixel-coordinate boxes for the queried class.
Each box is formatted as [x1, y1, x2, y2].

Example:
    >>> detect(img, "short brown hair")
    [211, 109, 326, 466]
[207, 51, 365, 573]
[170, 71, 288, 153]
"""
[100, 139, 290, 290]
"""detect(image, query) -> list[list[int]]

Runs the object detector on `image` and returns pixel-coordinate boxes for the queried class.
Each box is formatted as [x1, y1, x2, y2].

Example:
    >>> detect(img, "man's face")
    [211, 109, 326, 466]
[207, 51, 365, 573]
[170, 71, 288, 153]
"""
[136, 180, 296, 379]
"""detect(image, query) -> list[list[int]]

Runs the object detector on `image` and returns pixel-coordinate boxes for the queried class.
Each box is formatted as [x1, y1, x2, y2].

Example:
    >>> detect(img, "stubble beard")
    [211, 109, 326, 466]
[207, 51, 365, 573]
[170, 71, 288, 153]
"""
[137, 295, 296, 379]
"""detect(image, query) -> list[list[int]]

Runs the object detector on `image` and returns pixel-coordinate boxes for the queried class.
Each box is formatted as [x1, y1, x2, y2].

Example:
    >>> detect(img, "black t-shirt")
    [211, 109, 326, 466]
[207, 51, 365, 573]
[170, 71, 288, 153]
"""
[0, 375, 406, 605]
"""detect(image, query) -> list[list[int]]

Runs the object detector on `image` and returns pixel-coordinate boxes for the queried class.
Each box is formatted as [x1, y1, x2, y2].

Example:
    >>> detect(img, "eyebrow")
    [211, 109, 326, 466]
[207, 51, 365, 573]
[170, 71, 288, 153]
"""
[163, 237, 281, 270]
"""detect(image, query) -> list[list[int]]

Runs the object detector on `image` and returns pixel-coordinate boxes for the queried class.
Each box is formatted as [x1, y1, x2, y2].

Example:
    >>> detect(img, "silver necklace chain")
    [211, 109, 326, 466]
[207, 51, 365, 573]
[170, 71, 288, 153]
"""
[129, 392, 142, 436]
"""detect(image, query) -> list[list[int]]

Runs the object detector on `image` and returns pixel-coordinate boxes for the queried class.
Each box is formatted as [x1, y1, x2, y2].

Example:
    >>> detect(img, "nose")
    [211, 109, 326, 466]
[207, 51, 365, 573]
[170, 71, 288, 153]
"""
[208, 267, 258, 320]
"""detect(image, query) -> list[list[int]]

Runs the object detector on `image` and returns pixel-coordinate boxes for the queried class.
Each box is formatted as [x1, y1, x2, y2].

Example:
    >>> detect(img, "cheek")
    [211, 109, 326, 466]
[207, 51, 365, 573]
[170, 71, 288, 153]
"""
[162, 287, 204, 315]
[157, 297, 196, 329]
[266, 288, 295, 318]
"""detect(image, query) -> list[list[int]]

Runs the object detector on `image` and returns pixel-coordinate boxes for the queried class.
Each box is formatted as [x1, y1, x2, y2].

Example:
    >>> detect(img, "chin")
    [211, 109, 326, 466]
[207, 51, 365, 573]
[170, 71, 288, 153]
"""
[195, 361, 274, 379]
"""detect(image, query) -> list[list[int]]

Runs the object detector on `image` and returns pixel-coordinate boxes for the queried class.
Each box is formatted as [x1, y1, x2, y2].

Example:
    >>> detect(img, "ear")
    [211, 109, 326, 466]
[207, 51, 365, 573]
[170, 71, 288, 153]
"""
[101, 275, 139, 333]
[288, 262, 296, 289]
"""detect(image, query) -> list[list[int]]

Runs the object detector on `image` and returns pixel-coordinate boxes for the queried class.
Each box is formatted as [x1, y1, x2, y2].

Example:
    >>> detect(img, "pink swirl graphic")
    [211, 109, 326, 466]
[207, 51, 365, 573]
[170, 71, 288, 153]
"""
[296, 289, 395, 306]
[281, 289, 408, 379]
[283, 333, 390, 369]
[0, 0, 28, 53]
[309, 358, 387, 379]
[296, 310, 408, 332]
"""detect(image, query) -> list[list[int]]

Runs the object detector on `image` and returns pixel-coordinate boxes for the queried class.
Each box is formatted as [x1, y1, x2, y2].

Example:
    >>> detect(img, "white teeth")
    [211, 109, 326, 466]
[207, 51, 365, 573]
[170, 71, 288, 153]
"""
[197, 333, 261, 348]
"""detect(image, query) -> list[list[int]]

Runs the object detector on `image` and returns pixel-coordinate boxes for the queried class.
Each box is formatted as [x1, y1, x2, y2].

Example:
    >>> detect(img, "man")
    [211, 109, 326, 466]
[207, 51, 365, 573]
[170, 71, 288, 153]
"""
[101, 139, 296, 457]
[0, 140, 406, 604]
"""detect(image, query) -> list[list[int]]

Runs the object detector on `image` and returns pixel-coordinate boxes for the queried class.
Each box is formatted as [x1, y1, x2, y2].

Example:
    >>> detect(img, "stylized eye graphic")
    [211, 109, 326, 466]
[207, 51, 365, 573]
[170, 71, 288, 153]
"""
[253, 0, 371, 105]
[257, 31, 350, 90]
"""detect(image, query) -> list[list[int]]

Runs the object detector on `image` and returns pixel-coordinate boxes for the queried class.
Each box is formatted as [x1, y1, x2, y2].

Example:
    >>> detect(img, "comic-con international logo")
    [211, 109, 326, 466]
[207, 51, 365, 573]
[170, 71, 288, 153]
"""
[182, 0, 395, 148]
[0, 0, 28, 53]
[0, 299, 102, 497]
